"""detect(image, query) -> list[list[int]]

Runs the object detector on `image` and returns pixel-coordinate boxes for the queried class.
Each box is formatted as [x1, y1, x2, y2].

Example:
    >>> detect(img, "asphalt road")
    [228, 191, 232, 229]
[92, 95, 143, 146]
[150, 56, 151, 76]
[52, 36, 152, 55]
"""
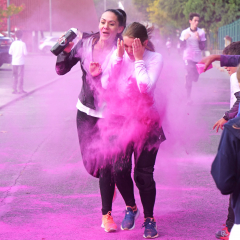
[0, 48, 232, 240]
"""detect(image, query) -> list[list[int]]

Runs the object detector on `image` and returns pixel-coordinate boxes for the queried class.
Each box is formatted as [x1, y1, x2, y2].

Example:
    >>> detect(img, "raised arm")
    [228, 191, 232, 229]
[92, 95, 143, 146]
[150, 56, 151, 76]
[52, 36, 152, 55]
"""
[133, 38, 163, 94]
[135, 54, 163, 93]
[200, 54, 240, 72]
[55, 40, 82, 75]
[106, 38, 124, 81]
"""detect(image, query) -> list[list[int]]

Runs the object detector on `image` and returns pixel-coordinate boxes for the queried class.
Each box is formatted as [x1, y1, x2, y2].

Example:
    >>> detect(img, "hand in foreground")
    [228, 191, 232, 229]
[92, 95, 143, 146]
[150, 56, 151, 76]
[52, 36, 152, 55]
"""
[89, 62, 102, 77]
[199, 55, 221, 72]
[213, 118, 228, 132]
[132, 38, 145, 61]
[117, 38, 124, 58]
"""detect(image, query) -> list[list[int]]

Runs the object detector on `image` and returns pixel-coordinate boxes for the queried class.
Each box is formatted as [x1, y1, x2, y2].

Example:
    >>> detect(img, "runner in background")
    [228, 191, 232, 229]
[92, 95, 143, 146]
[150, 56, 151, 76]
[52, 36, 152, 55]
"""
[179, 12, 206, 104]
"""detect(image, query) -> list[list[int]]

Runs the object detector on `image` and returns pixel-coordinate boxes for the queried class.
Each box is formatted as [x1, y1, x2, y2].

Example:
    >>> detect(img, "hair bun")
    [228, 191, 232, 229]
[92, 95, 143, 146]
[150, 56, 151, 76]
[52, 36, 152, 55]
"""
[117, 9, 127, 27]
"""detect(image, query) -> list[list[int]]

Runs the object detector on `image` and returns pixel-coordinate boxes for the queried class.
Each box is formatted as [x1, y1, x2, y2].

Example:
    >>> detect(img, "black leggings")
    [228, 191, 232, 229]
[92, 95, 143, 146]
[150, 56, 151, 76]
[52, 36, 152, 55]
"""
[77, 110, 164, 218]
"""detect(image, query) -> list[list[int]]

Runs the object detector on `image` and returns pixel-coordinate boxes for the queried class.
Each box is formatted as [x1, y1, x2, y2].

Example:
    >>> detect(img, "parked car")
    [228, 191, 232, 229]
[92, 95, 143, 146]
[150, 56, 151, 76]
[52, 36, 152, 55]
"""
[39, 36, 59, 54]
[0, 36, 12, 67]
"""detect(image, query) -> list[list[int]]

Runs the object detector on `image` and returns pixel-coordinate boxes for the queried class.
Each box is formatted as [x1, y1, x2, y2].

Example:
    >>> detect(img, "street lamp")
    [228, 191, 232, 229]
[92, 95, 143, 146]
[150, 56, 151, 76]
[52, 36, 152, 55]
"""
[49, 0, 52, 36]
[7, 0, 10, 37]
[104, 0, 106, 11]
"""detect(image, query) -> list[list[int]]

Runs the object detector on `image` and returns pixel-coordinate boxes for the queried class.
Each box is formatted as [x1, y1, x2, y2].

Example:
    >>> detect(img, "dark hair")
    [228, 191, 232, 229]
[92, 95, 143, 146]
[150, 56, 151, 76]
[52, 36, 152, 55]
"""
[223, 41, 240, 55]
[123, 22, 155, 52]
[105, 9, 127, 28]
[15, 30, 23, 39]
[225, 35, 232, 41]
[189, 12, 200, 20]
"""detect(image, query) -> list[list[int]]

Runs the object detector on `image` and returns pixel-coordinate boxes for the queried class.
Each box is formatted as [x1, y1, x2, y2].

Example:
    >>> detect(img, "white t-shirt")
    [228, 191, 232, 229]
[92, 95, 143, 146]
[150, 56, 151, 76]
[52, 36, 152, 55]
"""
[230, 72, 240, 108]
[9, 39, 27, 65]
[179, 27, 206, 62]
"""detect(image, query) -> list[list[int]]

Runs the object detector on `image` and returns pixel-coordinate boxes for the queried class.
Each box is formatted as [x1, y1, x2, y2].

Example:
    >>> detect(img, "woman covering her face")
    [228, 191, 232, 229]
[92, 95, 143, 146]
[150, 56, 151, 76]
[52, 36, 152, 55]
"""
[104, 22, 166, 239]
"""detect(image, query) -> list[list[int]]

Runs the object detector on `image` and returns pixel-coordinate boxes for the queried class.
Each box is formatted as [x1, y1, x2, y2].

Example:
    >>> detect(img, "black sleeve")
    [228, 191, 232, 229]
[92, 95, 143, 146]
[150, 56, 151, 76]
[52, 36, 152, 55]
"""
[211, 127, 238, 195]
[55, 39, 82, 75]
[220, 55, 240, 67]
[224, 92, 240, 120]
[199, 41, 205, 50]
[180, 40, 186, 50]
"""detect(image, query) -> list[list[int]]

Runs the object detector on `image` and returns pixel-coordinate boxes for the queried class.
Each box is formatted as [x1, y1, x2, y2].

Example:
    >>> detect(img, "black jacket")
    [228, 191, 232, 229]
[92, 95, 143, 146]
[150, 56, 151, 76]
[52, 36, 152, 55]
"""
[55, 32, 104, 110]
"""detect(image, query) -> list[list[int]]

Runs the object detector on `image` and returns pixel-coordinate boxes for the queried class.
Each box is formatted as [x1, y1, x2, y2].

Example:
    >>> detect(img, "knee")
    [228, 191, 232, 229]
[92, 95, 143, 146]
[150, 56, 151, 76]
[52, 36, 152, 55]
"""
[134, 167, 155, 191]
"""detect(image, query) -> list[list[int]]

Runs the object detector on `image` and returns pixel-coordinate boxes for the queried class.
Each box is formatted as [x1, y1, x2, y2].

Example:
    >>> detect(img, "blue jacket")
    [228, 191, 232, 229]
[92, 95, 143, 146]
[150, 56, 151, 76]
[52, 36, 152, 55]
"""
[211, 117, 240, 224]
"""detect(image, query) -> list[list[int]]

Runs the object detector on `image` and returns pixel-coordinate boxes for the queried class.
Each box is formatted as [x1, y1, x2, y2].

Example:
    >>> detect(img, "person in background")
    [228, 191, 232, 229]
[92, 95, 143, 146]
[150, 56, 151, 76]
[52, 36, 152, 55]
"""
[9, 30, 28, 94]
[177, 41, 181, 55]
[179, 12, 206, 103]
[224, 35, 232, 48]
[166, 37, 171, 55]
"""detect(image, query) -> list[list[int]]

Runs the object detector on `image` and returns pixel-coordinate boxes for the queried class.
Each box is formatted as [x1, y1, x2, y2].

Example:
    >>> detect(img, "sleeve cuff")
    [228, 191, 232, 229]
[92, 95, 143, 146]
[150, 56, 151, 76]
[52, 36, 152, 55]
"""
[135, 60, 144, 64]
[223, 114, 229, 121]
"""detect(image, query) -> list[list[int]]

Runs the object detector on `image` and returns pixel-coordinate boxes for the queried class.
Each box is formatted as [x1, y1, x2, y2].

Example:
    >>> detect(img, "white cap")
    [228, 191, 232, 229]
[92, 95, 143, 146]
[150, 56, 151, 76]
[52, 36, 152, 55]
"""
[70, 28, 78, 34]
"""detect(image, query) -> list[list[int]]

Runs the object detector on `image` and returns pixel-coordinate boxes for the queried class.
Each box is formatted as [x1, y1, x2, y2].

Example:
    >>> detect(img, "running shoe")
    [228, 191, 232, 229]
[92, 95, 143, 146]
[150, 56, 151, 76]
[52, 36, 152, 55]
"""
[121, 206, 140, 230]
[215, 224, 230, 239]
[101, 211, 117, 232]
[142, 217, 158, 239]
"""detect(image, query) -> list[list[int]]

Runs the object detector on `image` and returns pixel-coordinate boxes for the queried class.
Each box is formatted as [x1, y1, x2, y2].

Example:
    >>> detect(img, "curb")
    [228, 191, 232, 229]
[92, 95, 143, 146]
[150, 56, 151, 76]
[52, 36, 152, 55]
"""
[0, 68, 80, 110]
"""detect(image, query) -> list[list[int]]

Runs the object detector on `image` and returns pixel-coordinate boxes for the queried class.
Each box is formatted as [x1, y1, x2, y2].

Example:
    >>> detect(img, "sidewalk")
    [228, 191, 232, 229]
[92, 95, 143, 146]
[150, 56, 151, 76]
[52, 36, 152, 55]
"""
[0, 53, 80, 110]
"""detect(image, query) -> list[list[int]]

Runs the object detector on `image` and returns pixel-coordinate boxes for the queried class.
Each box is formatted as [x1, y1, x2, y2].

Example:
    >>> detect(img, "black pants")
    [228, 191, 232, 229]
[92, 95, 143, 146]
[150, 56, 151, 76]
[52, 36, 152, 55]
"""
[12, 65, 24, 92]
[184, 60, 199, 98]
[76, 110, 165, 218]
[226, 194, 235, 232]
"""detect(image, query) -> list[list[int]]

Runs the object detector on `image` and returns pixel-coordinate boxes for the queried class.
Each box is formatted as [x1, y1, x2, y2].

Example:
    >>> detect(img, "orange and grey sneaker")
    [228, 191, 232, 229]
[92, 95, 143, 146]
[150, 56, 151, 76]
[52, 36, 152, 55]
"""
[101, 211, 117, 232]
[215, 224, 230, 239]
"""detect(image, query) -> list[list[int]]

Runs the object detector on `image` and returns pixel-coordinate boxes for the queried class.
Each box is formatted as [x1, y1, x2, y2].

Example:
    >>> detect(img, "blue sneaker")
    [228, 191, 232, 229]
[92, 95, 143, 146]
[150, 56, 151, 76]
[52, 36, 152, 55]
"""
[121, 206, 140, 230]
[142, 218, 158, 239]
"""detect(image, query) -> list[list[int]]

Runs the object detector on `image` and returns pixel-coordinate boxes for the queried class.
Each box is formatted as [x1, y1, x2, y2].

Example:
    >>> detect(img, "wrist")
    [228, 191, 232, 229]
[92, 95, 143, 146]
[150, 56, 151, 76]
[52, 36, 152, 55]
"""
[223, 114, 229, 121]
[135, 57, 143, 61]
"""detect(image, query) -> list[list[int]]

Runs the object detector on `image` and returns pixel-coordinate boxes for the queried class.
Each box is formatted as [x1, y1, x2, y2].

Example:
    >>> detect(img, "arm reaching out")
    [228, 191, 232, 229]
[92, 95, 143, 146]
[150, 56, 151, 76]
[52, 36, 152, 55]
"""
[199, 55, 221, 72]
[200, 54, 240, 72]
